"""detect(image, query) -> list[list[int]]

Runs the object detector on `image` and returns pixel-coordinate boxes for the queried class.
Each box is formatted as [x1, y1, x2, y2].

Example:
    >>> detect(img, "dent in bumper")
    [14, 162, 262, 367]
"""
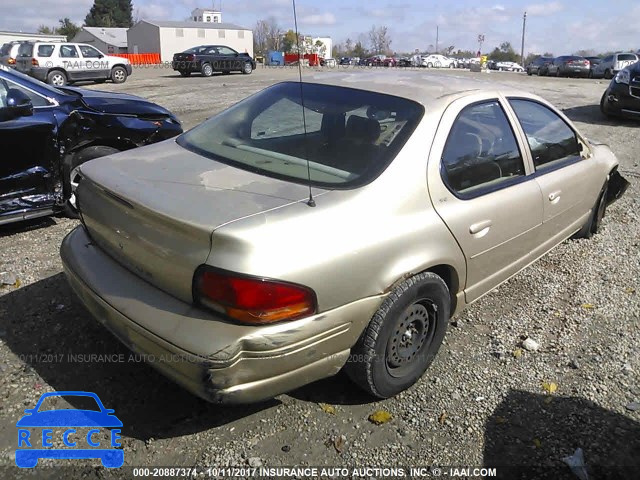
[60, 226, 384, 403]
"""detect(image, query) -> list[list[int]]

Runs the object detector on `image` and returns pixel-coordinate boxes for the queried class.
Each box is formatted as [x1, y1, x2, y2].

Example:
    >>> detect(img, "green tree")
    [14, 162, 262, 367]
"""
[37, 25, 55, 34]
[57, 18, 81, 41]
[352, 41, 367, 58]
[281, 30, 299, 53]
[85, 0, 133, 28]
[488, 41, 519, 62]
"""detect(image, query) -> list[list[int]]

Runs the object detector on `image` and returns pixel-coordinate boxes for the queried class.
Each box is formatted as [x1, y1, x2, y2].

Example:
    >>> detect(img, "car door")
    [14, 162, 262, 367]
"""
[0, 76, 59, 217]
[217, 46, 239, 71]
[428, 96, 543, 303]
[79, 45, 109, 80]
[507, 98, 603, 243]
[59, 44, 83, 81]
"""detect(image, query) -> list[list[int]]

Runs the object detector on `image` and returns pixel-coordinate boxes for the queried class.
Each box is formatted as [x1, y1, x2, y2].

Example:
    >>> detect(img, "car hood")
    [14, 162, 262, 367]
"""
[62, 87, 173, 116]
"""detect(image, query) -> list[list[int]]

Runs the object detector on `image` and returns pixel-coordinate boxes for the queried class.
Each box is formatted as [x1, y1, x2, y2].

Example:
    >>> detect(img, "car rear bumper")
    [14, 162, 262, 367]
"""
[603, 82, 640, 118]
[61, 226, 383, 404]
[27, 67, 48, 82]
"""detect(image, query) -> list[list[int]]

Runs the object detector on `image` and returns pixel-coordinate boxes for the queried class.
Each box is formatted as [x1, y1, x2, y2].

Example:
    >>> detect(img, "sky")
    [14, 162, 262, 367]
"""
[5, 0, 639, 56]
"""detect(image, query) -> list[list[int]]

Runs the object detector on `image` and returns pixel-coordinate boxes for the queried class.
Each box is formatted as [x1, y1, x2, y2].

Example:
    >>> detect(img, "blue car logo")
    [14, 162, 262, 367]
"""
[16, 391, 123, 468]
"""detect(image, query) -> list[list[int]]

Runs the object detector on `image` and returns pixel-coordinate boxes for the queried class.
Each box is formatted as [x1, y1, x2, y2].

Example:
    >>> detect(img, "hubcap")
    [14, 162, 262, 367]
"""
[114, 69, 125, 81]
[52, 74, 64, 86]
[68, 166, 82, 210]
[386, 301, 436, 378]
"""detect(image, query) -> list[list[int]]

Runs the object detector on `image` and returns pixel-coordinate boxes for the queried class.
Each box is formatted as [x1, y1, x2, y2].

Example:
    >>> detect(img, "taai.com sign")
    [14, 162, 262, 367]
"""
[16, 391, 123, 468]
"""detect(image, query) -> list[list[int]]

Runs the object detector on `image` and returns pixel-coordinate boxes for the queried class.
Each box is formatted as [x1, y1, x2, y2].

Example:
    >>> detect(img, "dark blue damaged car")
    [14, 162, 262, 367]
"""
[0, 65, 182, 226]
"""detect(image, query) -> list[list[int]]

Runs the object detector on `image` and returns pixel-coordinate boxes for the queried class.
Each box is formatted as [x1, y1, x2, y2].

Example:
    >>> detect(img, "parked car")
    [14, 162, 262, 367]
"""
[15, 42, 132, 87]
[0, 65, 182, 226]
[319, 58, 336, 67]
[585, 56, 602, 78]
[339, 57, 353, 66]
[172, 45, 256, 77]
[397, 57, 413, 67]
[526, 56, 553, 76]
[383, 57, 398, 67]
[1, 41, 30, 68]
[592, 53, 639, 79]
[61, 71, 628, 404]
[411, 54, 427, 67]
[546, 56, 590, 78]
[422, 54, 454, 68]
[364, 55, 386, 66]
[600, 62, 640, 120]
[495, 61, 524, 72]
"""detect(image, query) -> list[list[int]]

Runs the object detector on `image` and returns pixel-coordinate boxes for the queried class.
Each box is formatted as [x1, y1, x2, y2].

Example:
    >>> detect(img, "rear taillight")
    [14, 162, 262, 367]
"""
[8, 57, 15, 65]
[186, 54, 194, 61]
[193, 267, 317, 325]
[31, 58, 39, 66]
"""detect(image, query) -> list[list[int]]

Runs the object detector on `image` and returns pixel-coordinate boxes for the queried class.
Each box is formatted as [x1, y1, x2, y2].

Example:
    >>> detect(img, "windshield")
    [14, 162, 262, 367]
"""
[176, 82, 424, 189]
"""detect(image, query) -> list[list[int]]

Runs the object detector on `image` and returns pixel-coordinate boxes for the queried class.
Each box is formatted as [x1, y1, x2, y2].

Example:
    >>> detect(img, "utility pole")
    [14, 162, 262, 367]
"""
[521, 11, 527, 66]
[436, 25, 439, 54]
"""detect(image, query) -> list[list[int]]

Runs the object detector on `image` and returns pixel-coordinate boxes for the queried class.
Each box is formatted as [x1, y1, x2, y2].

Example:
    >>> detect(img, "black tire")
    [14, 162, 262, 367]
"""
[179, 70, 191, 77]
[201, 62, 213, 77]
[344, 272, 450, 398]
[242, 62, 253, 74]
[556, 68, 562, 77]
[47, 70, 67, 87]
[527, 68, 532, 76]
[111, 66, 127, 84]
[573, 181, 608, 239]
[64, 146, 120, 218]
[604, 69, 612, 79]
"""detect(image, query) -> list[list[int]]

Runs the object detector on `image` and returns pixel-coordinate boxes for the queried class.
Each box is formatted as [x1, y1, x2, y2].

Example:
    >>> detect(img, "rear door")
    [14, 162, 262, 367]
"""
[507, 98, 603, 242]
[428, 95, 543, 303]
[58, 44, 83, 81]
[0, 75, 59, 216]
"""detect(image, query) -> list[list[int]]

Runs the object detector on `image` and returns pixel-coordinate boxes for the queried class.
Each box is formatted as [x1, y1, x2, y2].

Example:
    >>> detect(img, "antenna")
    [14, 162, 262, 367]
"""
[292, 0, 316, 207]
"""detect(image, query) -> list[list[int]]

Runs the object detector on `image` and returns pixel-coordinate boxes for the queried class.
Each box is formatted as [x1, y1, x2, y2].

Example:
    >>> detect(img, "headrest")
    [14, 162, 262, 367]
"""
[346, 115, 381, 143]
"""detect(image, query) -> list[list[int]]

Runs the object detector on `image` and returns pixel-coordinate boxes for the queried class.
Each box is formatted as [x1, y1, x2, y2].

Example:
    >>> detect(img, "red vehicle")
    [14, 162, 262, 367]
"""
[364, 55, 386, 66]
[383, 57, 398, 67]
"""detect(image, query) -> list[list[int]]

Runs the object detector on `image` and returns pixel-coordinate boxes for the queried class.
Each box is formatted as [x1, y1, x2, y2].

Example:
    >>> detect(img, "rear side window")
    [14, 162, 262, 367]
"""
[509, 99, 580, 171]
[441, 101, 525, 196]
[37, 45, 55, 57]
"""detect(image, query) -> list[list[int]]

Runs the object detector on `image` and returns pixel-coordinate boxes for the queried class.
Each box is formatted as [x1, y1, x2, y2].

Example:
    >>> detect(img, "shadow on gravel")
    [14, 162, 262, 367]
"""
[287, 370, 378, 406]
[0, 274, 278, 441]
[0, 217, 57, 237]
[484, 389, 640, 480]
[562, 105, 640, 126]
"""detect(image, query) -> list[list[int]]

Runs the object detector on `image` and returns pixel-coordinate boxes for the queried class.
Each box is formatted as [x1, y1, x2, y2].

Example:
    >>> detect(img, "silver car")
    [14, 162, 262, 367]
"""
[61, 72, 628, 403]
[593, 53, 639, 79]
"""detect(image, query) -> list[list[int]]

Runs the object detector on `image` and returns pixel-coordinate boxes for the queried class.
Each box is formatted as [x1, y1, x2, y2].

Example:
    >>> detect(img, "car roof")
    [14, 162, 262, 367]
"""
[300, 71, 529, 107]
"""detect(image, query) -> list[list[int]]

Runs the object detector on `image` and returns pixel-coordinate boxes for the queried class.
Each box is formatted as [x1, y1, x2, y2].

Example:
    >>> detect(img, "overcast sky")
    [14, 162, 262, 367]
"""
[5, 0, 638, 55]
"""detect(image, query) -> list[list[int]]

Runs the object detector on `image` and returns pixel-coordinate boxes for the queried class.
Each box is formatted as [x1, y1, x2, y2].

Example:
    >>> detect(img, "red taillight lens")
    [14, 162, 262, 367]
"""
[193, 267, 317, 325]
[31, 58, 39, 66]
[186, 54, 194, 61]
[8, 57, 15, 65]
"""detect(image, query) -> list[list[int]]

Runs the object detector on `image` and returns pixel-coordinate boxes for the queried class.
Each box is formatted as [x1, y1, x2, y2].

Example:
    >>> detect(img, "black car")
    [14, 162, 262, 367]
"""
[339, 57, 352, 66]
[600, 62, 640, 120]
[0, 66, 182, 226]
[172, 45, 256, 77]
[526, 56, 553, 75]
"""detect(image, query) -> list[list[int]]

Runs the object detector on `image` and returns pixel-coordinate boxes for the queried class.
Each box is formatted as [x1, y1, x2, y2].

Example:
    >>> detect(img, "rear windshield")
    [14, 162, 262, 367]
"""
[618, 54, 637, 61]
[17, 43, 33, 57]
[176, 82, 424, 189]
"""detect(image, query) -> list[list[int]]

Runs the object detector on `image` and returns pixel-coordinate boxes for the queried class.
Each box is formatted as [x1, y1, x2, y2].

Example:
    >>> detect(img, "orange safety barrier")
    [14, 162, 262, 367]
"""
[111, 53, 162, 65]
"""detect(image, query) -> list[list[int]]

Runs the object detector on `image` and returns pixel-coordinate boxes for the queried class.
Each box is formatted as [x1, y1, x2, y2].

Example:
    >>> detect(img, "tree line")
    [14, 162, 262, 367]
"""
[37, 0, 133, 41]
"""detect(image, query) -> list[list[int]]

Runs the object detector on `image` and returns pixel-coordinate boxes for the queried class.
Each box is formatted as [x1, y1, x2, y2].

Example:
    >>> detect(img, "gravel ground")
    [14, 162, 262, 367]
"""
[0, 66, 638, 480]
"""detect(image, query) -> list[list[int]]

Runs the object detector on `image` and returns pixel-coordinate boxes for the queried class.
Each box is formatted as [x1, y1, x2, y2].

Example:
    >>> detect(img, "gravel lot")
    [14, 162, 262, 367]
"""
[0, 65, 638, 479]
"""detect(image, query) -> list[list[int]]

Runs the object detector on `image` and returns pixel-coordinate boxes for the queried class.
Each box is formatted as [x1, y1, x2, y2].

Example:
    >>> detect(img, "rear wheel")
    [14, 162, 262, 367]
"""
[111, 66, 127, 84]
[344, 272, 450, 398]
[64, 146, 120, 218]
[242, 62, 253, 74]
[47, 70, 67, 87]
[201, 62, 213, 77]
[604, 69, 612, 79]
[573, 181, 608, 239]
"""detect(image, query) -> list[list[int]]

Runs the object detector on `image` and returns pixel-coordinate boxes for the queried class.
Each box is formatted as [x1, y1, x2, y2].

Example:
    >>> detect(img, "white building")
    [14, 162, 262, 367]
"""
[190, 8, 222, 23]
[0, 30, 65, 45]
[127, 20, 253, 62]
[72, 27, 128, 54]
[311, 36, 332, 59]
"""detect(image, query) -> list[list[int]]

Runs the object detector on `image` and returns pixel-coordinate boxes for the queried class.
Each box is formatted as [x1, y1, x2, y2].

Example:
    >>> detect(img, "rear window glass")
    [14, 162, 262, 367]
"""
[37, 45, 55, 57]
[0, 43, 10, 56]
[618, 54, 637, 61]
[17, 43, 33, 57]
[176, 82, 424, 189]
[184, 46, 210, 54]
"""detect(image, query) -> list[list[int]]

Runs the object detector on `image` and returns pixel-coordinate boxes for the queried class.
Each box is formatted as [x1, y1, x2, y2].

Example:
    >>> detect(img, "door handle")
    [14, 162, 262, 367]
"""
[469, 220, 492, 237]
[548, 190, 562, 203]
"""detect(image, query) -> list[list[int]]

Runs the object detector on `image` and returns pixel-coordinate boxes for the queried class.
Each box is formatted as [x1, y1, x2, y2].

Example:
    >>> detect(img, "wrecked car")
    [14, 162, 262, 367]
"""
[0, 65, 182, 225]
[600, 61, 640, 120]
[61, 71, 629, 404]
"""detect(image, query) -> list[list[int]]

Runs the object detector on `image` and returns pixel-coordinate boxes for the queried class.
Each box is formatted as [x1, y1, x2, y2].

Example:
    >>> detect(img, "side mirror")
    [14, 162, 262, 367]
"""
[98, 54, 104, 59]
[2, 88, 33, 120]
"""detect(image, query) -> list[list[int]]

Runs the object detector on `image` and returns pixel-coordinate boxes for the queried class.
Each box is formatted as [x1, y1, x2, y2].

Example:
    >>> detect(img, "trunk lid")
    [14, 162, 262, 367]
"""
[76, 139, 323, 303]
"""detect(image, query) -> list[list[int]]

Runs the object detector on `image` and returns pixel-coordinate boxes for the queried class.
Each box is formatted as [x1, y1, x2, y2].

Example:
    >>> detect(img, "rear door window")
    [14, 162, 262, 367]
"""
[509, 99, 580, 171]
[441, 101, 525, 196]
[59, 45, 79, 58]
[37, 45, 55, 57]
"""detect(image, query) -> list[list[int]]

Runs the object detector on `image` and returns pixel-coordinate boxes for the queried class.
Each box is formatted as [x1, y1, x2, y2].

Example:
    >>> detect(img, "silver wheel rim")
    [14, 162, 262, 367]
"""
[51, 74, 64, 86]
[203, 64, 212, 75]
[244, 63, 252, 73]
[113, 69, 125, 81]
[68, 165, 81, 210]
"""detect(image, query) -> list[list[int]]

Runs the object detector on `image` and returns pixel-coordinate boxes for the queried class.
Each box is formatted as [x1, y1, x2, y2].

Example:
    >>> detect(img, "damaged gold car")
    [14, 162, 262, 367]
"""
[60, 72, 629, 403]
